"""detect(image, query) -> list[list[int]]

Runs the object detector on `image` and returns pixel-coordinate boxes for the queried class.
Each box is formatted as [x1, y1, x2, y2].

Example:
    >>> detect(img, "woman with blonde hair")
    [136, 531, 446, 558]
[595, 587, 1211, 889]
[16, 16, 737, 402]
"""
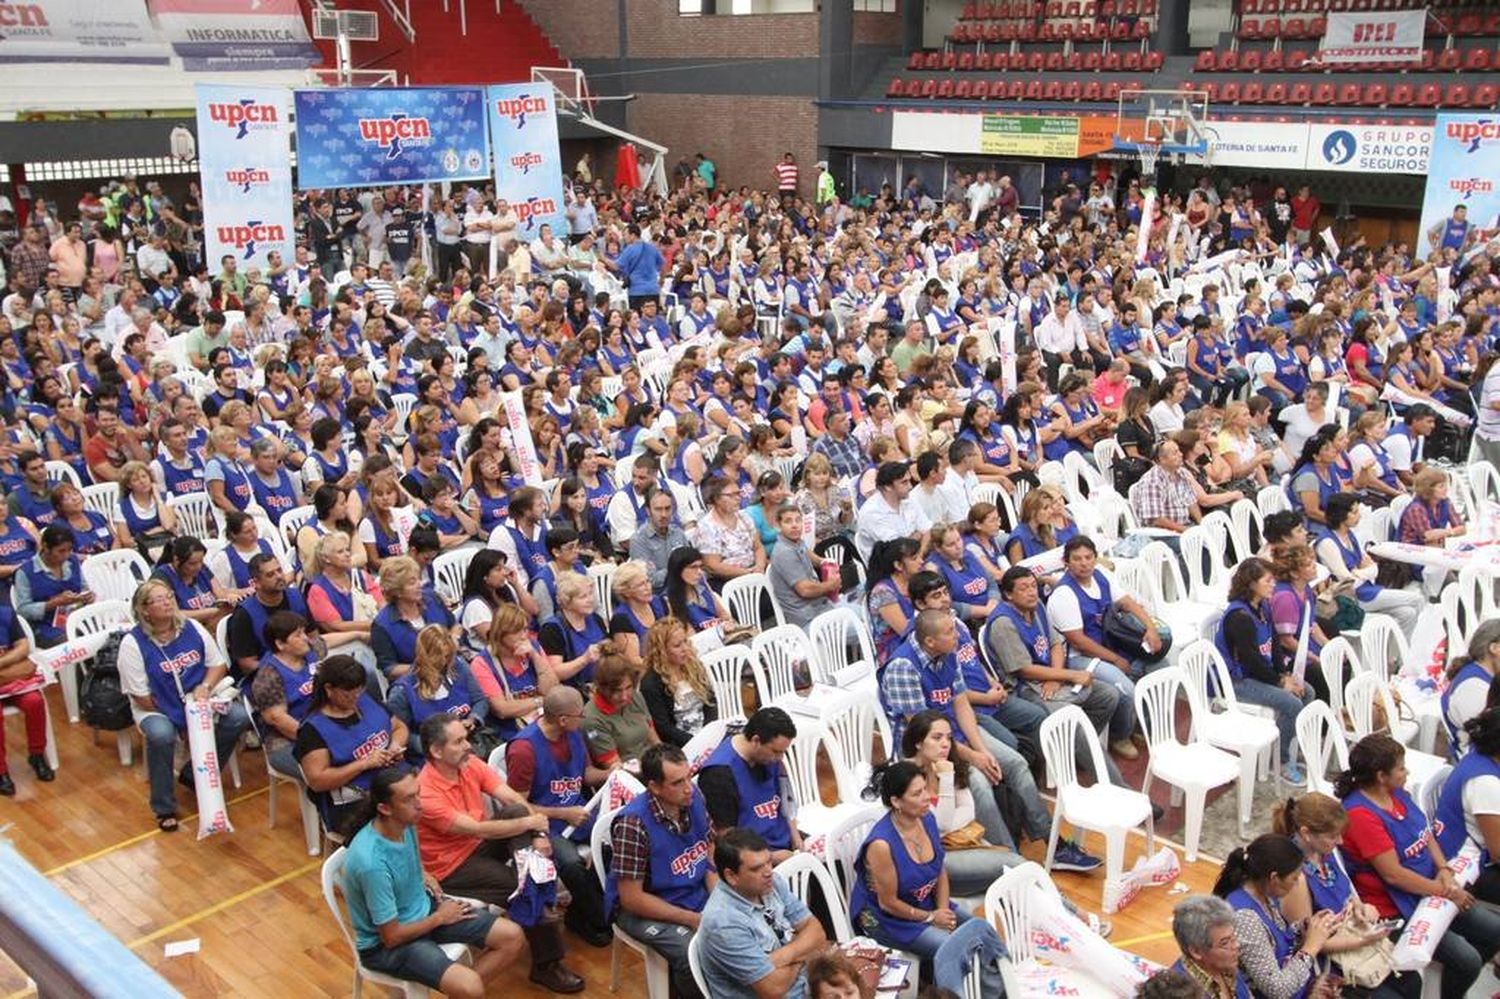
[608, 560, 666, 667]
[1215, 401, 1273, 489]
[469, 603, 557, 742]
[371, 555, 454, 682]
[793, 452, 854, 544]
[112, 458, 177, 554]
[538, 569, 610, 688]
[386, 624, 490, 757]
[357, 476, 406, 568]
[639, 617, 717, 747]
[1347, 412, 1406, 507]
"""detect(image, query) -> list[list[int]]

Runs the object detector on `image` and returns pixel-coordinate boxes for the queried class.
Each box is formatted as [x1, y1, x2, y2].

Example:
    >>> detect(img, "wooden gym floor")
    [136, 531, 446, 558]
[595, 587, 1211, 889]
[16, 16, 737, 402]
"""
[0, 685, 1224, 998]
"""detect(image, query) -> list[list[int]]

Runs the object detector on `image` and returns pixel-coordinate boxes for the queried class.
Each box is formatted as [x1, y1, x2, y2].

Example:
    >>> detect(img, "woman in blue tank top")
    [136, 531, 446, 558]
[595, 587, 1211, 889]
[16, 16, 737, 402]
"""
[153, 537, 234, 628]
[849, 762, 1004, 995]
[249, 611, 321, 778]
[297, 654, 409, 833]
[385, 626, 489, 759]
[1337, 734, 1500, 997]
[927, 523, 996, 626]
[1440, 624, 1500, 760]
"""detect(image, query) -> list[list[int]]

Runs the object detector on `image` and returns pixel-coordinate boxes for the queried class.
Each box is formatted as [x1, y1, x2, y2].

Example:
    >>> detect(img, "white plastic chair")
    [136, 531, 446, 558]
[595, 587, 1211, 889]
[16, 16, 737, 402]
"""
[322, 847, 471, 999]
[722, 572, 782, 633]
[985, 861, 1131, 997]
[390, 393, 418, 429]
[81, 549, 153, 604]
[1177, 640, 1280, 831]
[1318, 636, 1367, 730]
[1415, 764, 1451, 821]
[1456, 564, 1500, 642]
[431, 548, 476, 610]
[80, 482, 119, 524]
[808, 605, 876, 687]
[1137, 540, 1219, 645]
[44, 460, 81, 489]
[587, 561, 618, 621]
[1093, 438, 1124, 483]
[1359, 615, 1409, 683]
[701, 644, 752, 724]
[1468, 461, 1500, 508]
[1296, 701, 1350, 796]
[819, 691, 881, 804]
[751, 624, 816, 708]
[1039, 705, 1154, 902]
[824, 803, 889, 905]
[244, 692, 320, 856]
[1344, 672, 1446, 790]
[686, 932, 711, 999]
[1179, 523, 1228, 603]
[589, 809, 671, 999]
[1257, 483, 1291, 518]
[783, 714, 867, 841]
[167, 491, 224, 540]
[61, 598, 135, 762]
[681, 718, 729, 774]
[279, 504, 317, 555]
[1134, 667, 1239, 862]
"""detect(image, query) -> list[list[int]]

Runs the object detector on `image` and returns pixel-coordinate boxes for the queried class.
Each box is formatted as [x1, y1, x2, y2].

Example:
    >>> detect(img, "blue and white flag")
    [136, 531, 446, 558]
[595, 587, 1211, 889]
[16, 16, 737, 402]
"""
[293, 87, 490, 189]
[196, 84, 295, 272]
[486, 83, 567, 238]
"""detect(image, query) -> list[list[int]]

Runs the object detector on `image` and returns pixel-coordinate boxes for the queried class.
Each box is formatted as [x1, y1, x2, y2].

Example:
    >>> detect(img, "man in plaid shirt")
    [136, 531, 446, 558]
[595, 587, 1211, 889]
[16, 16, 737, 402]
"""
[1130, 438, 1202, 534]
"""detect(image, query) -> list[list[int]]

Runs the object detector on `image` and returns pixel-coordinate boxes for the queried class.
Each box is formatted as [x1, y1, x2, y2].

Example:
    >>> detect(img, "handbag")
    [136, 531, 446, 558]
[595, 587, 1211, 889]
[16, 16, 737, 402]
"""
[1102, 604, 1173, 663]
[350, 572, 380, 620]
[939, 820, 991, 851]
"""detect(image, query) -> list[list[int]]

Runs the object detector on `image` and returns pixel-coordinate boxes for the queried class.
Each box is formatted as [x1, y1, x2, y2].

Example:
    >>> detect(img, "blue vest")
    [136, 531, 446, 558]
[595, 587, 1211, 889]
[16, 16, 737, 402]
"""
[1008, 523, 1052, 560]
[960, 427, 1010, 469]
[310, 450, 347, 484]
[10, 484, 56, 527]
[1434, 748, 1500, 864]
[223, 540, 274, 589]
[155, 453, 205, 496]
[1441, 661, 1494, 758]
[213, 459, 255, 512]
[132, 622, 209, 731]
[394, 662, 477, 731]
[249, 468, 300, 522]
[1302, 847, 1358, 917]
[1271, 348, 1308, 397]
[1214, 600, 1274, 683]
[702, 736, 791, 849]
[259, 651, 316, 724]
[1059, 569, 1112, 646]
[508, 523, 549, 580]
[472, 649, 541, 740]
[991, 602, 1052, 666]
[850, 812, 948, 948]
[363, 514, 406, 560]
[1289, 464, 1340, 515]
[1441, 218, 1470, 251]
[1341, 787, 1434, 918]
[236, 589, 309, 660]
[1315, 528, 1379, 602]
[309, 572, 366, 622]
[881, 635, 964, 744]
[305, 695, 392, 795]
[68, 511, 113, 556]
[1169, 960, 1251, 999]
[118, 496, 164, 537]
[512, 720, 591, 837]
[18, 555, 84, 645]
[372, 595, 451, 667]
[933, 550, 991, 610]
[604, 792, 713, 917]
[470, 486, 511, 534]
[0, 517, 36, 582]
[154, 564, 217, 611]
[546, 612, 608, 688]
[1227, 888, 1310, 999]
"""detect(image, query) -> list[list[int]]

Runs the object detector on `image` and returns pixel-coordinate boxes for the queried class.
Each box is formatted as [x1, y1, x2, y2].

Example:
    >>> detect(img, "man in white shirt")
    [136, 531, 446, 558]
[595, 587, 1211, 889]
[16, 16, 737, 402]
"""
[530, 224, 568, 279]
[910, 451, 955, 527]
[854, 461, 932, 563]
[135, 231, 174, 287]
[462, 200, 496, 276]
[1384, 404, 1436, 487]
[1033, 295, 1088, 391]
[940, 440, 981, 518]
[966, 170, 995, 223]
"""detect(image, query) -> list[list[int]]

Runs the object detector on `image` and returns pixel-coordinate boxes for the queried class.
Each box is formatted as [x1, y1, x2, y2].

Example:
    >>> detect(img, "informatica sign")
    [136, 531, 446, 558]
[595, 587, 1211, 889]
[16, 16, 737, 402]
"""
[293, 87, 492, 190]
[149, 0, 318, 72]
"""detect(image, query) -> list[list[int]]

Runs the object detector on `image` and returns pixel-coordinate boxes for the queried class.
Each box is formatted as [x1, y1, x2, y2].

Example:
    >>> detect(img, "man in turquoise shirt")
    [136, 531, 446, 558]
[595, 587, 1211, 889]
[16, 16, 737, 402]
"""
[342, 766, 524, 995]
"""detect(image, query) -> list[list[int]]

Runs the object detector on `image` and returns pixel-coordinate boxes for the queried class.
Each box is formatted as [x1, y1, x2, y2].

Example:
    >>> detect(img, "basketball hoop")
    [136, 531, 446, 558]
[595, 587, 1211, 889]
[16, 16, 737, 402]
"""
[1135, 138, 1162, 181]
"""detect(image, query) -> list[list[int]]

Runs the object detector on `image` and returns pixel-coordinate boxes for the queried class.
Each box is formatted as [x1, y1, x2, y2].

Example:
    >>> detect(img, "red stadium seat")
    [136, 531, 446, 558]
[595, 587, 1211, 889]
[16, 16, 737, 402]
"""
[976, 51, 995, 70]
[1464, 48, 1489, 72]
[1076, 20, 1097, 40]
[1218, 49, 1240, 71]
[1132, 20, 1150, 37]
[1083, 81, 1104, 100]
[1302, 0, 1322, 10]
[1241, 49, 1263, 71]
[1307, 16, 1326, 36]
[1101, 0, 1116, 13]
[887, 77, 905, 97]
[1418, 49, 1435, 72]
[1263, 48, 1284, 70]
[1351, 0, 1371, 10]
[1263, 0, 1282, 9]
[1043, 81, 1063, 100]
[1146, 51, 1165, 70]
[1066, 1, 1081, 16]
[1285, 48, 1308, 69]
[1438, 48, 1461, 71]
[1110, 20, 1131, 40]
[1046, 51, 1065, 70]
[1083, 0, 1098, 15]
[1026, 81, 1045, 99]
[1289, 82, 1312, 103]
[1005, 52, 1025, 69]
[1104, 81, 1123, 100]
[1336, 83, 1361, 104]
[1027, 52, 1046, 71]
[1243, 0, 1261, 10]
[904, 78, 923, 97]
[1472, 83, 1499, 109]
[1040, 21, 1057, 40]
[1122, 0, 1140, 14]
[1266, 82, 1289, 103]
[1141, 0, 1157, 13]
[1103, 51, 1123, 70]
[940, 51, 958, 69]
[1220, 82, 1242, 102]
[1280, 17, 1303, 36]
[1362, 82, 1387, 105]
[1456, 14, 1481, 36]
[1007, 80, 1026, 99]
[1312, 81, 1337, 103]
[955, 79, 973, 98]
[921, 78, 938, 97]
[1066, 51, 1084, 70]
[1058, 21, 1076, 39]
[1064, 81, 1083, 100]
[958, 51, 975, 70]
[1046, 0, 1062, 16]
[1201, 82, 1219, 102]
[1124, 51, 1143, 70]
[1083, 51, 1103, 70]
[1416, 83, 1442, 106]
[1284, 0, 1304, 11]
[1242, 81, 1265, 103]
[907, 52, 925, 70]
[1484, 13, 1500, 36]
[1388, 82, 1415, 105]
[961, 2, 978, 18]
[971, 80, 990, 99]
[1239, 17, 1260, 38]
[1445, 83, 1471, 106]
[923, 51, 941, 69]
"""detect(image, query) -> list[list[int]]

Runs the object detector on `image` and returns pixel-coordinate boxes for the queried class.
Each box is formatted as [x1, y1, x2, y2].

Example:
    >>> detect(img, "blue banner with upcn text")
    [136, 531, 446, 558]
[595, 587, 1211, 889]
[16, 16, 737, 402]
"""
[293, 87, 491, 189]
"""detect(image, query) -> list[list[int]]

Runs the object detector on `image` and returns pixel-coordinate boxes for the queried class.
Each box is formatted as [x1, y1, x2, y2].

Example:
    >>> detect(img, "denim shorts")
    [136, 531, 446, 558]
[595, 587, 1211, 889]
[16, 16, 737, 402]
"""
[359, 911, 496, 988]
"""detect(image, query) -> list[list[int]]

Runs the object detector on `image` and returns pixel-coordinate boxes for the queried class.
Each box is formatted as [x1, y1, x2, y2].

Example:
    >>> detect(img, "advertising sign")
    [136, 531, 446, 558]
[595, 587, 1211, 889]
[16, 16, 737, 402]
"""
[1418, 114, 1500, 257]
[150, 0, 318, 71]
[0, 0, 168, 64]
[1318, 9, 1425, 65]
[1200, 120, 1309, 171]
[980, 115, 1081, 158]
[1304, 122, 1430, 174]
[486, 83, 568, 238]
[293, 87, 491, 189]
[196, 84, 295, 271]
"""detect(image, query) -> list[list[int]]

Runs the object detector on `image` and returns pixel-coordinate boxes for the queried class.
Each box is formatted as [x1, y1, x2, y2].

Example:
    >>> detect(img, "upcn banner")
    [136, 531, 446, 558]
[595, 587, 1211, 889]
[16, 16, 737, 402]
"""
[149, 0, 318, 71]
[1318, 10, 1424, 65]
[196, 84, 295, 271]
[0, 0, 168, 64]
[1419, 114, 1500, 257]
[486, 83, 567, 237]
[293, 87, 491, 189]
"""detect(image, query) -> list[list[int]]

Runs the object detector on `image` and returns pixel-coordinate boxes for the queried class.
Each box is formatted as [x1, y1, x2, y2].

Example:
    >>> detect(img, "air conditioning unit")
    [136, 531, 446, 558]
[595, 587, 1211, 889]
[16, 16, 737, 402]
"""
[311, 9, 380, 42]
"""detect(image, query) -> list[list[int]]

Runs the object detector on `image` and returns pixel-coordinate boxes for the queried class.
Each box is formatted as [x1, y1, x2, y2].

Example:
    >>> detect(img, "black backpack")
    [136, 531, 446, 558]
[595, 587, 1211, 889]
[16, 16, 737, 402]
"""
[80, 632, 132, 732]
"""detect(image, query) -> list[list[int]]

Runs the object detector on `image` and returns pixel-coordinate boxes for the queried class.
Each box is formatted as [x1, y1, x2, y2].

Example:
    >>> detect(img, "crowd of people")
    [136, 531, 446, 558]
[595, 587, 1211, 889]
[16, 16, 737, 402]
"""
[1, 152, 1499, 999]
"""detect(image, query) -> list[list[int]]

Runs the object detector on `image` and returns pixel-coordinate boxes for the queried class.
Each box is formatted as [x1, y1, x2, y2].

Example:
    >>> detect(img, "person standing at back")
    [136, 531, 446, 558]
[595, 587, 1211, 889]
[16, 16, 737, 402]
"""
[611, 224, 664, 313]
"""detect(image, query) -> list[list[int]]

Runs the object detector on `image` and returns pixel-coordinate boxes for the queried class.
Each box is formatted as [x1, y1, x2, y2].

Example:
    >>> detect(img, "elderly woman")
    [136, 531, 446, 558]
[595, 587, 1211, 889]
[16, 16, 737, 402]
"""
[1168, 894, 1254, 997]
[849, 760, 1005, 995]
[296, 653, 408, 834]
[538, 569, 611, 689]
[581, 653, 660, 770]
[1398, 467, 1466, 599]
[118, 577, 251, 832]
[608, 560, 666, 667]
[386, 625, 490, 759]
[370, 555, 453, 682]
[639, 617, 717, 747]
[695, 474, 768, 585]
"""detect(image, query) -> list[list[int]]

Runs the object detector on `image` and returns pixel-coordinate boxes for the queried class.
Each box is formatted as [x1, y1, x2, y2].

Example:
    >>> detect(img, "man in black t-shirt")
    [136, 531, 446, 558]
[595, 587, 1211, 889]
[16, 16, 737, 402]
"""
[385, 206, 414, 275]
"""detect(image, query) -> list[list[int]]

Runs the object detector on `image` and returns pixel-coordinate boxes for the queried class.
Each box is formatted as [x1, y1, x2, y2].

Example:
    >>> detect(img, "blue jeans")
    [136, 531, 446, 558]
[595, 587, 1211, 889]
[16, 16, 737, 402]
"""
[1068, 653, 1139, 743]
[975, 694, 1046, 750]
[871, 906, 1005, 995]
[140, 700, 251, 818]
[1432, 903, 1500, 999]
[969, 728, 1053, 847]
[1232, 676, 1313, 759]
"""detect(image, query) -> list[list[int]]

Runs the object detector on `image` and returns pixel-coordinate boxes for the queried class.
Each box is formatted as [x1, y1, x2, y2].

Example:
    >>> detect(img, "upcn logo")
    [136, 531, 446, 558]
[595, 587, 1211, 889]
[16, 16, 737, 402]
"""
[216, 220, 285, 260]
[510, 152, 543, 175]
[206, 98, 279, 140]
[357, 113, 432, 159]
[515, 196, 559, 231]
[1450, 177, 1495, 199]
[0, 3, 47, 29]
[225, 167, 271, 194]
[1447, 118, 1500, 154]
[495, 94, 548, 129]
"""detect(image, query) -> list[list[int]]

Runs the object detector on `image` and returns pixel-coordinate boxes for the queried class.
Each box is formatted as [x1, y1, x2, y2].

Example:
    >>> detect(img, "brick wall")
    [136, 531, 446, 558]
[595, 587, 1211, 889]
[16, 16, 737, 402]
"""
[629, 94, 818, 196]
[625, 1, 819, 59]
[853, 11, 904, 45]
[516, 0, 618, 59]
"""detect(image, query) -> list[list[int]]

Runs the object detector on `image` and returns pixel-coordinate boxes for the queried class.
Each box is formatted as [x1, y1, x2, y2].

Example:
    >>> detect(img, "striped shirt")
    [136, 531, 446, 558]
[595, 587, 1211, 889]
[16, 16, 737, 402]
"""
[775, 162, 799, 191]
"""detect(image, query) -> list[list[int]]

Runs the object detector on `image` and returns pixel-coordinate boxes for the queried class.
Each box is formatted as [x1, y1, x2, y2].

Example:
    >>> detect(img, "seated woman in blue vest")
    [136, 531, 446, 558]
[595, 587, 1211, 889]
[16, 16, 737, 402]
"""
[1004, 487, 1077, 587]
[296, 653, 409, 836]
[49, 481, 115, 558]
[456, 548, 537, 653]
[111, 459, 176, 558]
[1216, 557, 1314, 784]
[663, 545, 732, 637]
[13, 524, 90, 649]
[203, 426, 256, 523]
[1042, 371, 1111, 463]
[1212, 833, 1353, 999]
[386, 625, 490, 760]
[539, 570, 612, 691]
[1167, 894, 1254, 999]
[295, 484, 364, 573]
[529, 526, 589, 623]
[470, 603, 557, 743]
[1274, 793, 1423, 999]
[1252, 327, 1308, 412]
[358, 477, 409, 571]
[0, 509, 38, 604]
[244, 437, 303, 527]
[957, 399, 1026, 489]
[1338, 733, 1500, 999]
[247, 610, 321, 779]
[1346, 413, 1408, 509]
[1435, 707, 1500, 906]
[1287, 427, 1343, 527]
[1267, 544, 1331, 696]
[849, 760, 1005, 996]
[305, 531, 381, 666]
[926, 523, 997, 627]
[1313, 494, 1423, 636]
[208, 511, 284, 603]
[153, 536, 237, 630]
[117, 577, 251, 832]
[1442, 621, 1500, 761]
[607, 560, 666, 669]
[371, 555, 454, 683]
